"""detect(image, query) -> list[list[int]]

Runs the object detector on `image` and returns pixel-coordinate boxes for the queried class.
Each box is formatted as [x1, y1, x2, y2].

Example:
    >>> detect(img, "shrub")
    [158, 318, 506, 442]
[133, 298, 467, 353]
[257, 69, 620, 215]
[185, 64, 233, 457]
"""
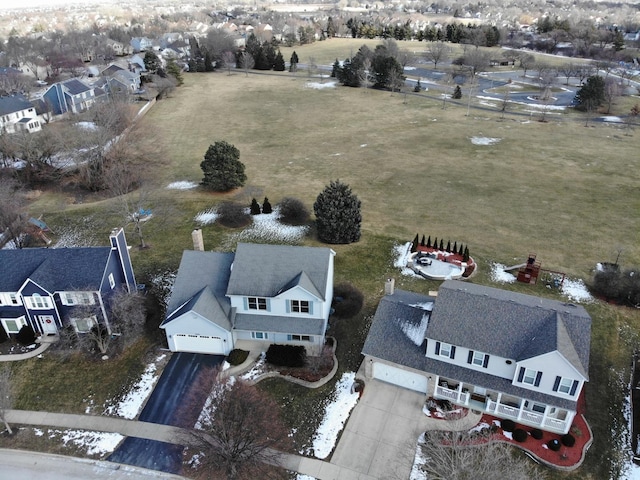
[0, 324, 8, 343]
[314, 180, 361, 244]
[332, 282, 364, 318]
[217, 201, 251, 228]
[531, 428, 544, 440]
[561, 433, 576, 447]
[250, 198, 261, 215]
[266, 344, 307, 367]
[16, 325, 36, 345]
[262, 197, 273, 214]
[548, 439, 561, 451]
[452, 85, 462, 99]
[200, 141, 246, 192]
[501, 419, 516, 432]
[513, 428, 528, 443]
[227, 349, 249, 366]
[278, 197, 310, 226]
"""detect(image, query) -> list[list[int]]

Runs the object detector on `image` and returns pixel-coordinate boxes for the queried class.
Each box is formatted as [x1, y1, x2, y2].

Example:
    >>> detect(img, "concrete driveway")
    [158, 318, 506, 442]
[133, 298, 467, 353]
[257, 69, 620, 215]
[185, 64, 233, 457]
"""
[330, 379, 481, 480]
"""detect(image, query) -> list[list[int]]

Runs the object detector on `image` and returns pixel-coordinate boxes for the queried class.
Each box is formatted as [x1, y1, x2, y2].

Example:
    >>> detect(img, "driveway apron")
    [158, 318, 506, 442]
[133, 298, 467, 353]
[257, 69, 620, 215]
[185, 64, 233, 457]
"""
[108, 352, 223, 473]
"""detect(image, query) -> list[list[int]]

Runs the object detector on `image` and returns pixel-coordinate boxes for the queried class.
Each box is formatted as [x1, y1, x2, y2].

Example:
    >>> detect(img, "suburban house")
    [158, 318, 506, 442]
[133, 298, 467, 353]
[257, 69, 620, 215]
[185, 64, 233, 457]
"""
[130, 37, 154, 52]
[41, 78, 99, 116]
[101, 65, 142, 94]
[0, 229, 137, 338]
[362, 280, 591, 434]
[161, 240, 336, 356]
[0, 94, 42, 134]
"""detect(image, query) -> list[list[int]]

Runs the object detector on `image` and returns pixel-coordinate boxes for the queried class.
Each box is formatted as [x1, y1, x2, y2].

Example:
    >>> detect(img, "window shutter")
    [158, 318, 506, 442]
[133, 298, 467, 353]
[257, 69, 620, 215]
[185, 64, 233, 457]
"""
[517, 367, 525, 382]
[435, 342, 440, 355]
[308, 302, 313, 315]
[553, 376, 561, 392]
[286, 301, 290, 313]
[467, 351, 473, 364]
[287, 334, 292, 341]
[265, 299, 271, 311]
[450, 346, 456, 359]
[243, 298, 248, 310]
[483, 355, 489, 368]
[570, 380, 579, 396]
[534, 371, 542, 387]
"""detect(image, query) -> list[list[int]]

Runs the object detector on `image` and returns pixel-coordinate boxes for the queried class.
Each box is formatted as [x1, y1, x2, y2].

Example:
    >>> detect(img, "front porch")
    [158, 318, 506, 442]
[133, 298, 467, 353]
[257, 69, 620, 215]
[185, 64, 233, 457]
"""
[433, 376, 573, 434]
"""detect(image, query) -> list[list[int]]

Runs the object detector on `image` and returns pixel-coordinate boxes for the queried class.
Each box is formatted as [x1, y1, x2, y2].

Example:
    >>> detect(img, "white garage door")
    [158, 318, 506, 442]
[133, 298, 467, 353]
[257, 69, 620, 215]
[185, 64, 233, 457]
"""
[373, 362, 428, 393]
[174, 334, 225, 354]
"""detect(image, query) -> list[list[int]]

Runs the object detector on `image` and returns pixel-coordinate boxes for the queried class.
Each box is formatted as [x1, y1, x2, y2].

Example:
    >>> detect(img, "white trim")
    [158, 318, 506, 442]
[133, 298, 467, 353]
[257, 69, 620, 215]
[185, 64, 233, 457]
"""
[1, 316, 27, 334]
[71, 315, 97, 333]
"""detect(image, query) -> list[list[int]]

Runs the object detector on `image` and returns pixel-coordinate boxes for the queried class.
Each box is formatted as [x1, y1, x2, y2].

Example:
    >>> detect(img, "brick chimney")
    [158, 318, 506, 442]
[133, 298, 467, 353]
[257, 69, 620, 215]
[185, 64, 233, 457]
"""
[192, 228, 204, 251]
[385, 278, 395, 295]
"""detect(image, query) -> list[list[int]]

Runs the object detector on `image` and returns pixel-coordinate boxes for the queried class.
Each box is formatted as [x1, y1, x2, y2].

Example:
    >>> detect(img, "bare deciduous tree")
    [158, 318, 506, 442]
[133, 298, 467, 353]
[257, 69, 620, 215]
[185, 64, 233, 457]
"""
[0, 177, 29, 248]
[418, 430, 547, 480]
[181, 372, 291, 480]
[424, 42, 450, 69]
[0, 366, 13, 434]
[222, 50, 237, 75]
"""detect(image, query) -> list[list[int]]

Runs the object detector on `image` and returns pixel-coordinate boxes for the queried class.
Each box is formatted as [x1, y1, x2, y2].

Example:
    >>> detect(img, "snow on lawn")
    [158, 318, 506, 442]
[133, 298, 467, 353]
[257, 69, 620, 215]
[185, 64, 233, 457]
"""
[470, 136, 501, 145]
[489, 262, 517, 283]
[103, 354, 166, 419]
[297, 475, 318, 480]
[240, 352, 266, 381]
[393, 242, 422, 278]
[311, 372, 360, 459]
[231, 210, 309, 244]
[46, 428, 123, 456]
[167, 181, 198, 190]
[306, 81, 337, 89]
[602, 116, 623, 123]
[410, 432, 428, 480]
[561, 277, 594, 303]
[194, 207, 218, 225]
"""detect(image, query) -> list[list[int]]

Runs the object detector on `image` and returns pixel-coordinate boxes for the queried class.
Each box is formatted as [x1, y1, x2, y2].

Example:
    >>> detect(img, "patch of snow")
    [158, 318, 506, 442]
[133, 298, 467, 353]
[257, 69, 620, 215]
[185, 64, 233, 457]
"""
[194, 208, 218, 225]
[222, 361, 231, 371]
[166, 181, 198, 190]
[561, 278, 594, 303]
[45, 428, 123, 456]
[240, 352, 266, 381]
[410, 432, 427, 480]
[75, 121, 98, 130]
[404, 66, 416, 71]
[232, 210, 309, 244]
[360, 144, 367, 147]
[468, 421, 491, 433]
[297, 475, 318, 480]
[602, 116, 623, 123]
[398, 313, 429, 346]
[409, 302, 434, 311]
[489, 262, 517, 283]
[470, 136, 501, 145]
[194, 378, 234, 430]
[312, 372, 360, 459]
[34, 428, 44, 436]
[306, 81, 337, 89]
[103, 354, 165, 419]
[393, 243, 422, 278]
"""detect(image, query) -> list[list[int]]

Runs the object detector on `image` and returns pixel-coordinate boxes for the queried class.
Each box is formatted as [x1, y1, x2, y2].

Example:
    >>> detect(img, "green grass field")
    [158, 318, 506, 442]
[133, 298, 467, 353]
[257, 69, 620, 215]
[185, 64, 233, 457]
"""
[12, 38, 640, 478]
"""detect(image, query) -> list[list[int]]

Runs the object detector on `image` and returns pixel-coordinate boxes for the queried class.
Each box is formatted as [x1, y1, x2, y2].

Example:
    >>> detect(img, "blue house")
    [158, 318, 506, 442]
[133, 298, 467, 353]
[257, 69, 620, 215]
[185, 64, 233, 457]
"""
[0, 229, 136, 338]
[41, 78, 97, 117]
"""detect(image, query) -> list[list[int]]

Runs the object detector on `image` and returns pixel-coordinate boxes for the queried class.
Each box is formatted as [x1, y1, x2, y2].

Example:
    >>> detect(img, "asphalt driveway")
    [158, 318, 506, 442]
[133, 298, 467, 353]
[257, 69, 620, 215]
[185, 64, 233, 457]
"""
[108, 352, 224, 474]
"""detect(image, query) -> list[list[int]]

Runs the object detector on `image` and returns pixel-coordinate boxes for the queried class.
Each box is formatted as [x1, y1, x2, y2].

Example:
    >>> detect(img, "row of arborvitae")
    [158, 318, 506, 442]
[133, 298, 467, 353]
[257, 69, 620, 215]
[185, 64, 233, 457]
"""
[411, 234, 470, 262]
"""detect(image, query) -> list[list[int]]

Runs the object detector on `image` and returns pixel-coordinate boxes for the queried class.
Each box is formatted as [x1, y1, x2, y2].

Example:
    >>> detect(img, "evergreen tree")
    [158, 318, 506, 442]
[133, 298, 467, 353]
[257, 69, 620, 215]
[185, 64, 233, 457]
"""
[463, 246, 470, 262]
[411, 234, 419, 252]
[254, 47, 270, 70]
[331, 59, 340, 78]
[458, 243, 464, 255]
[262, 197, 273, 214]
[433, 237, 438, 250]
[314, 180, 362, 244]
[452, 85, 462, 99]
[245, 33, 261, 60]
[273, 51, 286, 71]
[453, 241, 457, 254]
[427, 236, 432, 248]
[289, 51, 299, 72]
[204, 51, 214, 72]
[421, 235, 425, 246]
[166, 59, 184, 85]
[574, 75, 605, 111]
[613, 30, 625, 52]
[250, 198, 261, 215]
[439, 239, 444, 250]
[414, 79, 422, 92]
[200, 141, 247, 192]
[326, 17, 337, 38]
[446, 240, 451, 252]
[143, 51, 161, 73]
[262, 41, 277, 69]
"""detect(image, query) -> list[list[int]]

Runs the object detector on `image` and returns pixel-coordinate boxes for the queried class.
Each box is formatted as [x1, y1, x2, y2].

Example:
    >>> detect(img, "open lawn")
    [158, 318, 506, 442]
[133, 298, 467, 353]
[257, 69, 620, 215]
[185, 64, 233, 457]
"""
[12, 46, 640, 479]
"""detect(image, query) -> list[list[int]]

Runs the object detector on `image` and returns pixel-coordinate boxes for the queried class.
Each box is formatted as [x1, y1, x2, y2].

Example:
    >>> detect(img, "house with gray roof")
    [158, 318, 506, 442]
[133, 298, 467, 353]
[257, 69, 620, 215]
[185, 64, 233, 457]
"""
[41, 78, 99, 117]
[362, 280, 591, 434]
[0, 94, 41, 134]
[0, 229, 136, 339]
[160, 242, 336, 356]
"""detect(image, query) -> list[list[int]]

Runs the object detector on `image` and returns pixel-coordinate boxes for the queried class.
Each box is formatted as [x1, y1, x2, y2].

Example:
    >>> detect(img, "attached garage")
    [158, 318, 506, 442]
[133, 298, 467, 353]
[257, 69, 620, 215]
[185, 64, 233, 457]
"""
[373, 362, 428, 393]
[173, 334, 226, 355]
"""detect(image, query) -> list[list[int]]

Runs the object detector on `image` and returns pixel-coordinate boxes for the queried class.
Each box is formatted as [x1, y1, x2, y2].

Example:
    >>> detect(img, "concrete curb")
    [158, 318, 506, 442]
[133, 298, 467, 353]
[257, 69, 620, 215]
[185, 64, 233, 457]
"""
[0, 340, 52, 362]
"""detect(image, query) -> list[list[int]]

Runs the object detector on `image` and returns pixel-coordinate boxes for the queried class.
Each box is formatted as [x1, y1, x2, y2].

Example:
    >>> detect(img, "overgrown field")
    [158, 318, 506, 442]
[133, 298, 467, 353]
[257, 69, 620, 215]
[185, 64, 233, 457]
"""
[15, 39, 640, 478]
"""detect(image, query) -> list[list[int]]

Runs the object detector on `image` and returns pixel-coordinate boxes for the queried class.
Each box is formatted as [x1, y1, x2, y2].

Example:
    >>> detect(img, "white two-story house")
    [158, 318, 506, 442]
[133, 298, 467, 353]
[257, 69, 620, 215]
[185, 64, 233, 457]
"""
[362, 280, 591, 434]
[161, 242, 336, 356]
[0, 94, 42, 134]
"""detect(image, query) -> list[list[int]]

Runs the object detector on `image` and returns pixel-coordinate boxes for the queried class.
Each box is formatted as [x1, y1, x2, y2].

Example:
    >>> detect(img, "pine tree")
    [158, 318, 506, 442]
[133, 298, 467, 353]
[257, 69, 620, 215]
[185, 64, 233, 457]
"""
[273, 51, 286, 71]
[452, 85, 462, 99]
[433, 237, 438, 250]
[427, 236, 432, 248]
[411, 234, 419, 252]
[204, 51, 215, 72]
[414, 79, 422, 92]
[289, 51, 299, 72]
[453, 241, 458, 254]
[421, 235, 426, 246]
[200, 141, 247, 192]
[326, 16, 336, 38]
[331, 59, 340, 78]
[250, 198, 261, 215]
[446, 240, 451, 252]
[575, 75, 605, 111]
[314, 180, 362, 244]
[166, 59, 184, 85]
[143, 51, 161, 73]
[458, 243, 464, 255]
[439, 239, 444, 250]
[262, 197, 272, 214]
[463, 246, 470, 262]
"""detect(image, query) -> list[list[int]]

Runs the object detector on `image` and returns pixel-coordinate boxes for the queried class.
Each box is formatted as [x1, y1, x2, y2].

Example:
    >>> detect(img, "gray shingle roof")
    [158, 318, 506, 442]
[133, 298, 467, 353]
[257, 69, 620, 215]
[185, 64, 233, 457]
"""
[0, 94, 32, 116]
[62, 78, 91, 95]
[163, 251, 234, 327]
[234, 312, 325, 335]
[363, 286, 591, 411]
[0, 247, 111, 292]
[427, 281, 591, 378]
[226, 243, 333, 300]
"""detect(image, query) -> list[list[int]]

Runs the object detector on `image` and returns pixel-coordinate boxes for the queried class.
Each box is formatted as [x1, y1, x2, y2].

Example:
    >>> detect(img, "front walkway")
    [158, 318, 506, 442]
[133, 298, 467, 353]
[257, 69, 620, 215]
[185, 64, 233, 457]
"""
[0, 336, 57, 362]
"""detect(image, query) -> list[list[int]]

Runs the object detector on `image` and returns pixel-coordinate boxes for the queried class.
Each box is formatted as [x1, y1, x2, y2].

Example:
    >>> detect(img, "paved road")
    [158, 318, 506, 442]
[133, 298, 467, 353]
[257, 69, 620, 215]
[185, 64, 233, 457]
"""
[107, 352, 224, 474]
[0, 448, 187, 480]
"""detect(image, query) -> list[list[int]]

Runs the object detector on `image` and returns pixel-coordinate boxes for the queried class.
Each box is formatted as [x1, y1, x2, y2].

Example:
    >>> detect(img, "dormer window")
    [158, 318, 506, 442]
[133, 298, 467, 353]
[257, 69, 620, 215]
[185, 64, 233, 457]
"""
[26, 294, 52, 310]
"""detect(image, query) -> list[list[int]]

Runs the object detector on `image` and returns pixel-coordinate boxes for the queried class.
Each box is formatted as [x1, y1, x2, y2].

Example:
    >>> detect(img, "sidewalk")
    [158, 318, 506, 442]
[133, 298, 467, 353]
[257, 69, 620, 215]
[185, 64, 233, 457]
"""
[0, 337, 55, 362]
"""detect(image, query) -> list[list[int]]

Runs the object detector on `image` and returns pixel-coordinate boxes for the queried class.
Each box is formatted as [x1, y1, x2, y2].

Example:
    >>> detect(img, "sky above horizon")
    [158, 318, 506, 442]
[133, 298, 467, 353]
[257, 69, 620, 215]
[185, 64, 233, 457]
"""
[0, 0, 116, 11]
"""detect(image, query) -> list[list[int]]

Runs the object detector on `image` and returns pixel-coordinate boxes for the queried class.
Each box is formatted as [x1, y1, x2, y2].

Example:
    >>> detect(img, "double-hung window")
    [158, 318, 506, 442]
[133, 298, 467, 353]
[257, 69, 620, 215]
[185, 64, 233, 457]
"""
[61, 292, 95, 306]
[518, 367, 542, 387]
[290, 300, 310, 313]
[435, 341, 456, 359]
[468, 350, 490, 368]
[247, 297, 268, 311]
[26, 294, 52, 310]
[71, 316, 96, 333]
[553, 376, 579, 396]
